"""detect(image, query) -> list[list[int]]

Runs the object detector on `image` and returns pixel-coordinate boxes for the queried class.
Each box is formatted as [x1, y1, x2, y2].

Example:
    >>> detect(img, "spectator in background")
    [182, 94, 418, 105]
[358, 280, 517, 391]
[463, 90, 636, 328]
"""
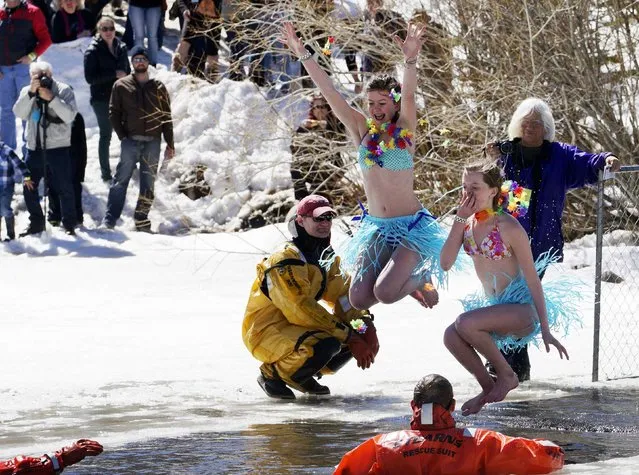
[0, 439, 103, 474]
[103, 46, 174, 232]
[122, 1, 166, 52]
[361, 0, 405, 75]
[295, 0, 358, 92]
[411, 9, 452, 96]
[0, 0, 52, 152]
[13, 61, 78, 236]
[172, 0, 222, 80]
[84, 15, 130, 182]
[48, 112, 87, 226]
[28, 0, 54, 32]
[51, 0, 95, 43]
[84, 0, 112, 19]
[0, 141, 34, 241]
[222, 0, 244, 81]
[127, 0, 163, 66]
[290, 92, 346, 200]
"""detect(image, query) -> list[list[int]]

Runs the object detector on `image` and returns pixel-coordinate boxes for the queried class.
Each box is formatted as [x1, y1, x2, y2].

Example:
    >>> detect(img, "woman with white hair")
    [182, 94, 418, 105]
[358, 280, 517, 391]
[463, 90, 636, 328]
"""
[487, 97, 621, 383]
[51, 0, 95, 43]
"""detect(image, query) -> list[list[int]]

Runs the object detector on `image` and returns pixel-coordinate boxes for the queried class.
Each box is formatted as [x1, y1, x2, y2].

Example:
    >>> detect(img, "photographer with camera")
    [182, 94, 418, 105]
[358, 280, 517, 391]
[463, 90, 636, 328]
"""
[13, 60, 78, 236]
[486, 97, 621, 382]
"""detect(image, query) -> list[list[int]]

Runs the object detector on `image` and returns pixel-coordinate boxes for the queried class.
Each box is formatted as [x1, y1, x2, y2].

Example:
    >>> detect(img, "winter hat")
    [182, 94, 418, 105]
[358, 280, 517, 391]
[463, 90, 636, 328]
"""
[130, 46, 150, 60]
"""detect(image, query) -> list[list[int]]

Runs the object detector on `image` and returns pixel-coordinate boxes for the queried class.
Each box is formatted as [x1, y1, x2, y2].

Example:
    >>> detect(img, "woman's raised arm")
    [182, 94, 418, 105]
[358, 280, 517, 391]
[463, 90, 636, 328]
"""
[281, 22, 365, 144]
[393, 22, 426, 132]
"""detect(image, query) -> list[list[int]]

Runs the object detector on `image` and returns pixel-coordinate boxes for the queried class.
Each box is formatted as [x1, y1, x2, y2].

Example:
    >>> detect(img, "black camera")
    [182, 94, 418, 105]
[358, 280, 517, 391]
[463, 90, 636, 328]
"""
[495, 140, 514, 155]
[38, 73, 53, 90]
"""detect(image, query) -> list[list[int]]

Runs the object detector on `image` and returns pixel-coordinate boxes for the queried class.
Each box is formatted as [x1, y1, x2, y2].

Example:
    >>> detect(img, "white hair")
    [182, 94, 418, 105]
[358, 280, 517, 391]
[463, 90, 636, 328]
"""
[29, 61, 53, 76]
[507, 97, 556, 142]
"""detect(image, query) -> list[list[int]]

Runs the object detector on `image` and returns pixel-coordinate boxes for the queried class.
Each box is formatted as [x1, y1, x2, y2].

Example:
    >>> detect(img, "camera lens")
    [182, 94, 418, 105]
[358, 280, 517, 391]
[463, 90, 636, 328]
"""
[39, 75, 53, 89]
[498, 141, 513, 155]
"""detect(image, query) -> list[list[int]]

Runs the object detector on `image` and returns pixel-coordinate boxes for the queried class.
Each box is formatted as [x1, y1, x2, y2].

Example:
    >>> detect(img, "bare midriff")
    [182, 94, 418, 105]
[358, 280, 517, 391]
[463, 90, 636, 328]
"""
[361, 166, 422, 217]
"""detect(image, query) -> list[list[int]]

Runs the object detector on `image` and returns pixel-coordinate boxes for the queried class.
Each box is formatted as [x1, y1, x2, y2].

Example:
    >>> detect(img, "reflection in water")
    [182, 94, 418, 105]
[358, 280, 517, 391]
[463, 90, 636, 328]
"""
[71, 387, 639, 474]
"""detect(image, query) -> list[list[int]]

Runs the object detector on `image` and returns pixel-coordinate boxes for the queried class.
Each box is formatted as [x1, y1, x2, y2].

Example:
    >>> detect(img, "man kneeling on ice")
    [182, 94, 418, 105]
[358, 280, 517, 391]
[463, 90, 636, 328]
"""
[334, 374, 564, 474]
[242, 195, 379, 399]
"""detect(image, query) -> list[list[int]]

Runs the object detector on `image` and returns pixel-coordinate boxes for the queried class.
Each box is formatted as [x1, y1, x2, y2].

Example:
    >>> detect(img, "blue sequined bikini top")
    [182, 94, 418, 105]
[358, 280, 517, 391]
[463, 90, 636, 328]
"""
[358, 145, 414, 171]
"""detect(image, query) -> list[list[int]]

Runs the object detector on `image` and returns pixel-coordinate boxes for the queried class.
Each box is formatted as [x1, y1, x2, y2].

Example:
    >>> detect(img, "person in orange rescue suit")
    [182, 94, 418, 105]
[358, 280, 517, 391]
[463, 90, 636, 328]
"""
[334, 374, 564, 475]
[242, 194, 380, 400]
[0, 439, 103, 474]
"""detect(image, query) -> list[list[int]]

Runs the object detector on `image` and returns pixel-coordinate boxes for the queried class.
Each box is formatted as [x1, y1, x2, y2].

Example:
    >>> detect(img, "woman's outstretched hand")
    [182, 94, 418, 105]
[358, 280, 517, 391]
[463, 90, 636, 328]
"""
[281, 22, 307, 58]
[393, 21, 426, 60]
[542, 332, 569, 360]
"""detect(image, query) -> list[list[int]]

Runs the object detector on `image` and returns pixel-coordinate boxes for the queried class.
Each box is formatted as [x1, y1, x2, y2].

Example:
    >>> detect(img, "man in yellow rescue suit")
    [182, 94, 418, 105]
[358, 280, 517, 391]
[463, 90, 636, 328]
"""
[242, 195, 379, 399]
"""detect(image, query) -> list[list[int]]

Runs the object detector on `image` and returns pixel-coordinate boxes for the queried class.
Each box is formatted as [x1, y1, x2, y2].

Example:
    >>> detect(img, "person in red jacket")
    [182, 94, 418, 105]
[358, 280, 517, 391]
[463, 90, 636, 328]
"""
[0, 0, 52, 152]
[0, 439, 103, 474]
[334, 374, 564, 475]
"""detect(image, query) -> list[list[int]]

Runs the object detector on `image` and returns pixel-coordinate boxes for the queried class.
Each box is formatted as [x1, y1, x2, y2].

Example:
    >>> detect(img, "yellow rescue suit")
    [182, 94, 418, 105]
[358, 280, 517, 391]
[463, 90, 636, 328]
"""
[242, 243, 364, 388]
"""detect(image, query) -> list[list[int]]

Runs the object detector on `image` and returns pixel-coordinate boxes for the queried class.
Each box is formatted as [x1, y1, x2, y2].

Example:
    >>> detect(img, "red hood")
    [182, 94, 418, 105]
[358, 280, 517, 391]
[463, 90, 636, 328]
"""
[410, 403, 456, 431]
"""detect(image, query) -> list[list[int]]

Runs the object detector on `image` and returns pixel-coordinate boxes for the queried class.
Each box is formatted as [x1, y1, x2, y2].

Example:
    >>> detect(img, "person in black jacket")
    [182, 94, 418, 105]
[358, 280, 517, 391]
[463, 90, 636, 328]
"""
[50, 0, 95, 43]
[84, 15, 130, 182]
[48, 112, 87, 226]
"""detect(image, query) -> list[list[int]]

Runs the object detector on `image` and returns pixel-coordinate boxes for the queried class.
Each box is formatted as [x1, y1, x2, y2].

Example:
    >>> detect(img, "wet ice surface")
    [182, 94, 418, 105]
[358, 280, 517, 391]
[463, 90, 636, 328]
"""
[71, 386, 639, 474]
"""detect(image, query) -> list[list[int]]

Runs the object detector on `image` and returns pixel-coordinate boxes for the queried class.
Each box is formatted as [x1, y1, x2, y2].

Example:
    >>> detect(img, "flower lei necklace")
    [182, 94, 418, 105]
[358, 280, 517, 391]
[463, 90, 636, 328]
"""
[474, 180, 532, 221]
[363, 118, 413, 168]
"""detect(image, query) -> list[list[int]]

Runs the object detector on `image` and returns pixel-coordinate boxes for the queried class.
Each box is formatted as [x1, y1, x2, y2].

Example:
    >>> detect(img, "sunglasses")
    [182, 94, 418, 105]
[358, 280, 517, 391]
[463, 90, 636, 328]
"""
[311, 104, 329, 110]
[132, 57, 148, 63]
[100, 26, 116, 32]
[304, 214, 335, 222]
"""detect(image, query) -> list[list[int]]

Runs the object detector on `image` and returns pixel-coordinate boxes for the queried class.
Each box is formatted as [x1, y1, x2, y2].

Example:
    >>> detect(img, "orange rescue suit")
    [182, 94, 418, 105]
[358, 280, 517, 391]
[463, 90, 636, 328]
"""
[334, 404, 564, 475]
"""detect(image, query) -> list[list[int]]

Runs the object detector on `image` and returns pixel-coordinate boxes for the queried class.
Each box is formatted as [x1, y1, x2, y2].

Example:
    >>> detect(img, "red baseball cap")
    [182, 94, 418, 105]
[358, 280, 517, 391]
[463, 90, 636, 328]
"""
[296, 195, 336, 218]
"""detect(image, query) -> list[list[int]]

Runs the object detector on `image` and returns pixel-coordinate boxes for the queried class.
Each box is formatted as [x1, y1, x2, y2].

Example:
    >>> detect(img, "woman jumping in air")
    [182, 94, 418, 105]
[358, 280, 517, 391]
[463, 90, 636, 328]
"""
[282, 21, 452, 310]
[440, 161, 577, 415]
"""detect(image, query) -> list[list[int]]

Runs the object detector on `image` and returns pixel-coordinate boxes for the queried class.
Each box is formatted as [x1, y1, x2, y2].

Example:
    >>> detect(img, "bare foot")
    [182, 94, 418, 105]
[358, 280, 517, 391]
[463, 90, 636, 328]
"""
[410, 284, 439, 309]
[484, 371, 519, 404]
[461, 391, 488, 416]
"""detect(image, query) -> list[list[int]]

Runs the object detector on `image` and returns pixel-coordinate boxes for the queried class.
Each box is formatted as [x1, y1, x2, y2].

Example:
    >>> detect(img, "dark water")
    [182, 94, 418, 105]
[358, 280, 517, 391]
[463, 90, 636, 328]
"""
[70, 387, 639, 474]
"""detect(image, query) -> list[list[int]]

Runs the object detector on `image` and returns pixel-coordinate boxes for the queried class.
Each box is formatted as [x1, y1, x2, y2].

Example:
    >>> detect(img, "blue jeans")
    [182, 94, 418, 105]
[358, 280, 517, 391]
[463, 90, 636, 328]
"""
[128, 5, 162, 65]
[0, 64, 30, 152]
[0, 184, 14, 218]
[24, 147, 76, 230]
[105, 137, 161, 227]
[91, 100, 113, 180]
[123, 12, 165, 51]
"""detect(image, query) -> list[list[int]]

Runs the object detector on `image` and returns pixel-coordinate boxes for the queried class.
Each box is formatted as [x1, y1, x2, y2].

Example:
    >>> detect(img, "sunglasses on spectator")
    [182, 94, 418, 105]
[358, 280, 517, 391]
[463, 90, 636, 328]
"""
[99, 26, 116, 32]
[303, 213, 336, 222]
[132, 57, 148, 63]
[311, 104, 329, 110]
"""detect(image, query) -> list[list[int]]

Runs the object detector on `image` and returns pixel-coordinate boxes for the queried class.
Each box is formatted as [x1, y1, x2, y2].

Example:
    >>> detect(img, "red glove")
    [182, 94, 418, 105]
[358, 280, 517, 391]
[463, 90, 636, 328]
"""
[348, 333, 375, 369]
[0, 440, 103, 475]
[360, 317, 379, 356]
[58, 439, 104, 468]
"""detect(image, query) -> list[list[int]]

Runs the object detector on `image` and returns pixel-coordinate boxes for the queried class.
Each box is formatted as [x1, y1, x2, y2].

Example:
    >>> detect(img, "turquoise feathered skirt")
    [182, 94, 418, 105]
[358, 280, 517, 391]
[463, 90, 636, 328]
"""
[324, 208, 457, 286]
[460, 252, 583, 351]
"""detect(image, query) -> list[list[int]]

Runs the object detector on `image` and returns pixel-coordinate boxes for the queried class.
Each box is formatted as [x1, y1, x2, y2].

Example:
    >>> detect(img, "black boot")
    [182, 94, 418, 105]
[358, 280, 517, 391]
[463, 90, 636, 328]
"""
[5, 216, 15, 241]
[257, 373, 295, 400]
[19, 224, 45, 237]
[298, 377, 330, 395]
[290, 337, 341, 394]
